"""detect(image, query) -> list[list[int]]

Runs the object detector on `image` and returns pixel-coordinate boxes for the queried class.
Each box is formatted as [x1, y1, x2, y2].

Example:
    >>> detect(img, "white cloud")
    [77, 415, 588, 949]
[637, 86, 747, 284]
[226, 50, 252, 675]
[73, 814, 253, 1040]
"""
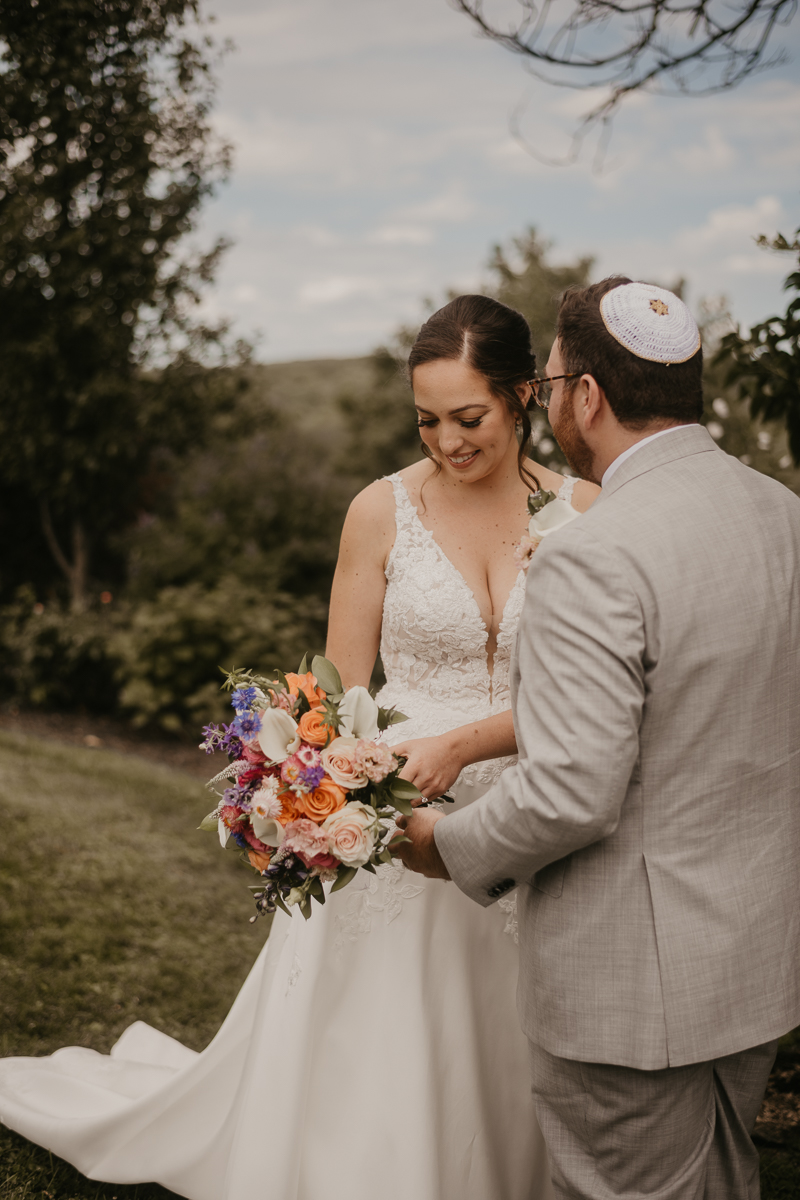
[674, 125, 736, 173]
[197, 0, 800, 359]
[676, 197, 785, 253]
[367, 225, 433, 245]
[299, 275, 387, 304]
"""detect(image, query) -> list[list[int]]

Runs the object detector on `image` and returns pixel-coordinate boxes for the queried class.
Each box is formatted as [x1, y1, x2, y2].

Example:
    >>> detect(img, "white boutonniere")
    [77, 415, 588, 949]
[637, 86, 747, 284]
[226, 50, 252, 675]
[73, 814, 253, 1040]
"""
[514, 489, 580, 572]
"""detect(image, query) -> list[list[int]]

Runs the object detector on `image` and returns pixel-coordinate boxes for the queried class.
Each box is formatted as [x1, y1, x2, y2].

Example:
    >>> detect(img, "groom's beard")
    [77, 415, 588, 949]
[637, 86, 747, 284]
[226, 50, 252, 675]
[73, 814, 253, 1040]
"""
[550, 393, 599, 485]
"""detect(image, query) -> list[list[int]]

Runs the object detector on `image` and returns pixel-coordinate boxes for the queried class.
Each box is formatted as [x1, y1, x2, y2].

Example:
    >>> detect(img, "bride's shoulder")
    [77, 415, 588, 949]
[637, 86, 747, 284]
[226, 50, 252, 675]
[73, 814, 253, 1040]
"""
[343, 461, 433, 539]
[525, 458, 600, 514]
[570, 480, 601, 513]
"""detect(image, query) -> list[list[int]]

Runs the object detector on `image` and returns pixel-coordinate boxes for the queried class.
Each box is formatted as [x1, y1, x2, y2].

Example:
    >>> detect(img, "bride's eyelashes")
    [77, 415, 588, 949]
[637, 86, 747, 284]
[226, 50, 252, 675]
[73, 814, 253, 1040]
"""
[416, 417, 483, 429]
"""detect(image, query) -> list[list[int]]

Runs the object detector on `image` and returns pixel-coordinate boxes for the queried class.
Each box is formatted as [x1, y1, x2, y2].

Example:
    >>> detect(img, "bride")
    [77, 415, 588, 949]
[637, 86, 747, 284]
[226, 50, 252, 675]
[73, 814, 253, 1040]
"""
[0, 295, 597, 1200]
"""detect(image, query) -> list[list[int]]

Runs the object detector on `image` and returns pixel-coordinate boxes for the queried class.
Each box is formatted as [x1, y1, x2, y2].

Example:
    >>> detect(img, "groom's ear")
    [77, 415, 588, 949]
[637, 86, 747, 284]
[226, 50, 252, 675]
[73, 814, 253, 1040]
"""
[580, 374, 607, 431]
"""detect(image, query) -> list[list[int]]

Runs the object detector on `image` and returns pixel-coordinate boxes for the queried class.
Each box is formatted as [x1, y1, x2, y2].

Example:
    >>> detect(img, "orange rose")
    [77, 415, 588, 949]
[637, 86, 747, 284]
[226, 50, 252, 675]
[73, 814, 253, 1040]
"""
[296, 776, 347, 822]
[247, 848, 272, 872]
[297, 707, 331, 747]
[276, 791, 302, 825]
[286, 671, 326, 707]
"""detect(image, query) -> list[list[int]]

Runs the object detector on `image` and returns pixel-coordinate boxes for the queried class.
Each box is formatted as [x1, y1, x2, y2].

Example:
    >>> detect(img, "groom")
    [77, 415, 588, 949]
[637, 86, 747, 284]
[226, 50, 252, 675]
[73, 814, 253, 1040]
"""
[395, 277, 800, 1199]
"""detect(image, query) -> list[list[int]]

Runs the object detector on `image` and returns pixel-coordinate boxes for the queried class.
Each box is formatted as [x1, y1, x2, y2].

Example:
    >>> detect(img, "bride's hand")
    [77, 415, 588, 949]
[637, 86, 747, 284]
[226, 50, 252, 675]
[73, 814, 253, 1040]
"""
[392, 733, 464, 804]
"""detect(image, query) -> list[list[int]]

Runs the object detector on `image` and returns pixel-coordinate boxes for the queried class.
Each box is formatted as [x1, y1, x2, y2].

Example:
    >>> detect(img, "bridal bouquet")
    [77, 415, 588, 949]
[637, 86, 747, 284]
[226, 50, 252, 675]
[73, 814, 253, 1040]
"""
[198, 655, 419, 921]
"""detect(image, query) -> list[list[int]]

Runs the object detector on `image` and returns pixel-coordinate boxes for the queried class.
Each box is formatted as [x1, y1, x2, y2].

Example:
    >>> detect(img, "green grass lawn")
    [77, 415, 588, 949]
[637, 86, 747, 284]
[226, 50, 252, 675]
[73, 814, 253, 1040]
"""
[0, 727, 798, 1198]
[0, 729, 268, 1199]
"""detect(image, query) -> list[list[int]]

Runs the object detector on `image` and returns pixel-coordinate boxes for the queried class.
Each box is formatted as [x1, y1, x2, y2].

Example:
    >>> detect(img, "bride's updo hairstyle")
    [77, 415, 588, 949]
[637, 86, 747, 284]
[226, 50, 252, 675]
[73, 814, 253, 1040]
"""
[407, 294, 541, 493]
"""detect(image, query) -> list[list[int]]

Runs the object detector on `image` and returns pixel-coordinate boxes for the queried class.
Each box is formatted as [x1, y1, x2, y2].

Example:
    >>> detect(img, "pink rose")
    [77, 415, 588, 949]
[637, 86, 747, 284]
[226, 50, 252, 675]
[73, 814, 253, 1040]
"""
[241, 743, 267, 764]
[321, 736, 368, 789]
[322, 802, 377, 868]
[353, 739, 396, 783]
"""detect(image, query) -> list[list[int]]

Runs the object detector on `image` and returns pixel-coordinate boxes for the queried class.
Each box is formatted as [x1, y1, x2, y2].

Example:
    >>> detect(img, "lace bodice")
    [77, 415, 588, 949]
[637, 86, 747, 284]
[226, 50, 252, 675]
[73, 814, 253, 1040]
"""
[376, 472, 576, 734]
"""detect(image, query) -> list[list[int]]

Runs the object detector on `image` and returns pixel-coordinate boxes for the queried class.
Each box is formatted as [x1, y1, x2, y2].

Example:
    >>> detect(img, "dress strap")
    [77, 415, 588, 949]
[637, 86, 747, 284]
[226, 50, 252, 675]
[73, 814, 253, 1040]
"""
[382, 473, 420, 540]
[557, 475, 577, 505]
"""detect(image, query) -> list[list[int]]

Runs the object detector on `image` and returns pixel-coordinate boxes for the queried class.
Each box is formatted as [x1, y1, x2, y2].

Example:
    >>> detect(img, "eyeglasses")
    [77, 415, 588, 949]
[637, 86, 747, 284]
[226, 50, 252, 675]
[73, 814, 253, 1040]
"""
[527, 373, 581, 410]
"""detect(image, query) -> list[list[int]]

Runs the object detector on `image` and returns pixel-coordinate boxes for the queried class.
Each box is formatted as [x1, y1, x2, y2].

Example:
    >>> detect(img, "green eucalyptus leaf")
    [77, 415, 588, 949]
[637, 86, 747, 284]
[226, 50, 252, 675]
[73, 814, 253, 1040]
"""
[274, 893, 291, 917]
[300, 898, 312, 920]
[361, 861, 376, 874]
[387, 834, 411, 850]
[297, 652, 310, 675]
[330, 865, 358, 892]
[388, 796, 413, 817]
[198, 810, 219, 832]
[311, 655, 343, 697]
[390, 778, 423, 801]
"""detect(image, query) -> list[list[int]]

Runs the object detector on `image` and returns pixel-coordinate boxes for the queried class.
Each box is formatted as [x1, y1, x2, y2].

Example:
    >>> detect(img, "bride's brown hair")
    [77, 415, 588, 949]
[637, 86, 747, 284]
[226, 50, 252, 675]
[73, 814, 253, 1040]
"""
[407, 294, 541, 494]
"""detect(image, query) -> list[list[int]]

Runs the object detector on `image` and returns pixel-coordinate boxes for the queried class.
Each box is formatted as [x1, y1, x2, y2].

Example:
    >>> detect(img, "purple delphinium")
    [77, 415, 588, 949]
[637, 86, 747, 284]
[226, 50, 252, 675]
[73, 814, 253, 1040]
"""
[220, 726, 243, 759]
[200, 723, 225, 754]
[223, 777, 258, 811]
[299, 762, 325, 790]
[200, 721, 243, 759]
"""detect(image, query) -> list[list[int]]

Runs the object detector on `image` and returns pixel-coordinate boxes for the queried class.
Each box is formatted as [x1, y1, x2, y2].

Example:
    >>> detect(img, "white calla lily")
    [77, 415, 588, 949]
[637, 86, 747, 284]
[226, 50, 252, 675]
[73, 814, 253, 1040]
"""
[528, 497, 580, 545]
[218, 818, 230, 849]
[251, 812, 285, 847]
[337, 685, 380, 740]
[257, 707, 300, 763]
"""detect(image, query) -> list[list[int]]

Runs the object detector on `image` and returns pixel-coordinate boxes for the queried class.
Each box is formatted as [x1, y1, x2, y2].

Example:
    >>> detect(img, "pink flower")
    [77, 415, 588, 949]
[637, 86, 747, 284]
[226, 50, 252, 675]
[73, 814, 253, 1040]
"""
[282, 818, 337, 869]
[353, 739, 396, 783]
[513, 533, 536, 573]
[297, 746, 322, 770]
[281, 756, 303, 786]
[321, 737, 369, 789]
[252, 778, 283, 820]
[241, 743, 267, 764]
[322, 802, 377, 868]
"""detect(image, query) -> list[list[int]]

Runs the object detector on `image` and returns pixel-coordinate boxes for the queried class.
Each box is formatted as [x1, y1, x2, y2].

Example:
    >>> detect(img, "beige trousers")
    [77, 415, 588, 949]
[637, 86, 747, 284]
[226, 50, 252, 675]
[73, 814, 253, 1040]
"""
[529, 1038, 778, 1200]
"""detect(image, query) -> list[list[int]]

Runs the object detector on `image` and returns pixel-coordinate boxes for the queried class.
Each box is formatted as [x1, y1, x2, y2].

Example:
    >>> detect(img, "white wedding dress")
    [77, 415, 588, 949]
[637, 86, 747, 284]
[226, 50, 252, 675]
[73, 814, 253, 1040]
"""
[0, 473, 571, 1200]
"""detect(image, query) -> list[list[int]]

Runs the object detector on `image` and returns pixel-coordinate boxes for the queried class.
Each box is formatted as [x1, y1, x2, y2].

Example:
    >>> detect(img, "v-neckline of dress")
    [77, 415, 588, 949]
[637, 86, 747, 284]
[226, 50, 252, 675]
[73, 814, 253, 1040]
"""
[392, 475, 525, 679]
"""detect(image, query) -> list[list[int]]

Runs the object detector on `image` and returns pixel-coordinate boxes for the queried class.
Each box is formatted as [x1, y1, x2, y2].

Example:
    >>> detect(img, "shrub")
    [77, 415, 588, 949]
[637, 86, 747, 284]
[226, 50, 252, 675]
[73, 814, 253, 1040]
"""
[110, 578, 326, 732]
[0, 588, 119, 712]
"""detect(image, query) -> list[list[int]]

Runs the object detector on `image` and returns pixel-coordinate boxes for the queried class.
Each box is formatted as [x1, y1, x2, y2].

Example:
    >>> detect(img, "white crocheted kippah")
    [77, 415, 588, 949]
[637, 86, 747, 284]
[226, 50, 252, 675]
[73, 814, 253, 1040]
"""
[599, 282, 701, 364]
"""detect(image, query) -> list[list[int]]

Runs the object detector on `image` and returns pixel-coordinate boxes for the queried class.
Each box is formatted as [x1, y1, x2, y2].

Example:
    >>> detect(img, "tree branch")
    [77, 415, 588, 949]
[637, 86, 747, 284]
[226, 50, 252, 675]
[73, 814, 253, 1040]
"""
[452, 0, 796, 132]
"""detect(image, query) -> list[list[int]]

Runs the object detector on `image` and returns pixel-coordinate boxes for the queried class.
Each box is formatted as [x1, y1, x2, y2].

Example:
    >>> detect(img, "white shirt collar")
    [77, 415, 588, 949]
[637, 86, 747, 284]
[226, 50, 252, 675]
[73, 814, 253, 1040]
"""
[601, 424, 701, 489]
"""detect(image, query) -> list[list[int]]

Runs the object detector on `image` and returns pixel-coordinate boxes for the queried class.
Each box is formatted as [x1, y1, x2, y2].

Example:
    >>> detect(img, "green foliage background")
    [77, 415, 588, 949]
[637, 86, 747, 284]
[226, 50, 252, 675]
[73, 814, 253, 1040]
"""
[1, 228, 799, 733]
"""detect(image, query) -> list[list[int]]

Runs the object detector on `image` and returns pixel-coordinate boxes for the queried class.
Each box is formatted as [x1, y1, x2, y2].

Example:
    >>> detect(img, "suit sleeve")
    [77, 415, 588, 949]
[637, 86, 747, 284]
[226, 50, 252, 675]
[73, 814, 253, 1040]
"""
[435, 524, 646, 906]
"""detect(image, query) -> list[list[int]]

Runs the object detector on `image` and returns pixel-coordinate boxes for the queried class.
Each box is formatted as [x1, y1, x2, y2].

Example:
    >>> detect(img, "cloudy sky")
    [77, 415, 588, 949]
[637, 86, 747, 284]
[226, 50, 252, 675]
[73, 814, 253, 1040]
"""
[197, 0, 800, 362]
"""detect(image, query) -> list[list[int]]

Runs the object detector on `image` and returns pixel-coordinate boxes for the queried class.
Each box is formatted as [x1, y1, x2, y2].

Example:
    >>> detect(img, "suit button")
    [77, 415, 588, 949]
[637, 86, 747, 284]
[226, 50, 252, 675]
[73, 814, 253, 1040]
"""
[488, 878, 515, 898]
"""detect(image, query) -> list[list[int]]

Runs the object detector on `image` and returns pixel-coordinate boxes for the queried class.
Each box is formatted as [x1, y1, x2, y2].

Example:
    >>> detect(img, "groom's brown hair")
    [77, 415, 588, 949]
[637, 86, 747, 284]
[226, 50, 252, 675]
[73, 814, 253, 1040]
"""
[557, 277, 703, 429]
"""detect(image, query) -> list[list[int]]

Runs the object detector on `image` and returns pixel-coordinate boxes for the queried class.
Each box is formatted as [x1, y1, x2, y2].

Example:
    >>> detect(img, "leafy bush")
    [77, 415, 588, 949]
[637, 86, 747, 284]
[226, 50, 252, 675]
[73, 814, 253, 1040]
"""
[0, 581, 326, 733]
[0, 588, 119, 712]
[110, 578, 326, 732]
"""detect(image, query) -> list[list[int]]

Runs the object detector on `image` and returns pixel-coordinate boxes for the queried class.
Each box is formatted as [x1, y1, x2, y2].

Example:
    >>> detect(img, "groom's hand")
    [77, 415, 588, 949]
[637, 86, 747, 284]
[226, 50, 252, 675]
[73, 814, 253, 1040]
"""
[390, 809, 450, 880]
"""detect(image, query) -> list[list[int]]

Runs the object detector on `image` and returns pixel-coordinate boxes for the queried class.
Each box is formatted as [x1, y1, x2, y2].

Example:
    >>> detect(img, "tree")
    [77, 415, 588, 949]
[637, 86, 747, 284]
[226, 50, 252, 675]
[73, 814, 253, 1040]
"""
[717, 228, 800, 466]
[487, 226, 593, 358]
[453, 0, 795, 145]
[0, 0, 234, 611]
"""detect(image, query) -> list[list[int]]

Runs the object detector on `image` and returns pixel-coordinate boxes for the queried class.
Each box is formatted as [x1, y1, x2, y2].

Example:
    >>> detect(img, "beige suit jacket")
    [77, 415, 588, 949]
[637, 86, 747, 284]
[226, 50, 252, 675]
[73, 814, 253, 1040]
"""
[436, 426, 800, 1069]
